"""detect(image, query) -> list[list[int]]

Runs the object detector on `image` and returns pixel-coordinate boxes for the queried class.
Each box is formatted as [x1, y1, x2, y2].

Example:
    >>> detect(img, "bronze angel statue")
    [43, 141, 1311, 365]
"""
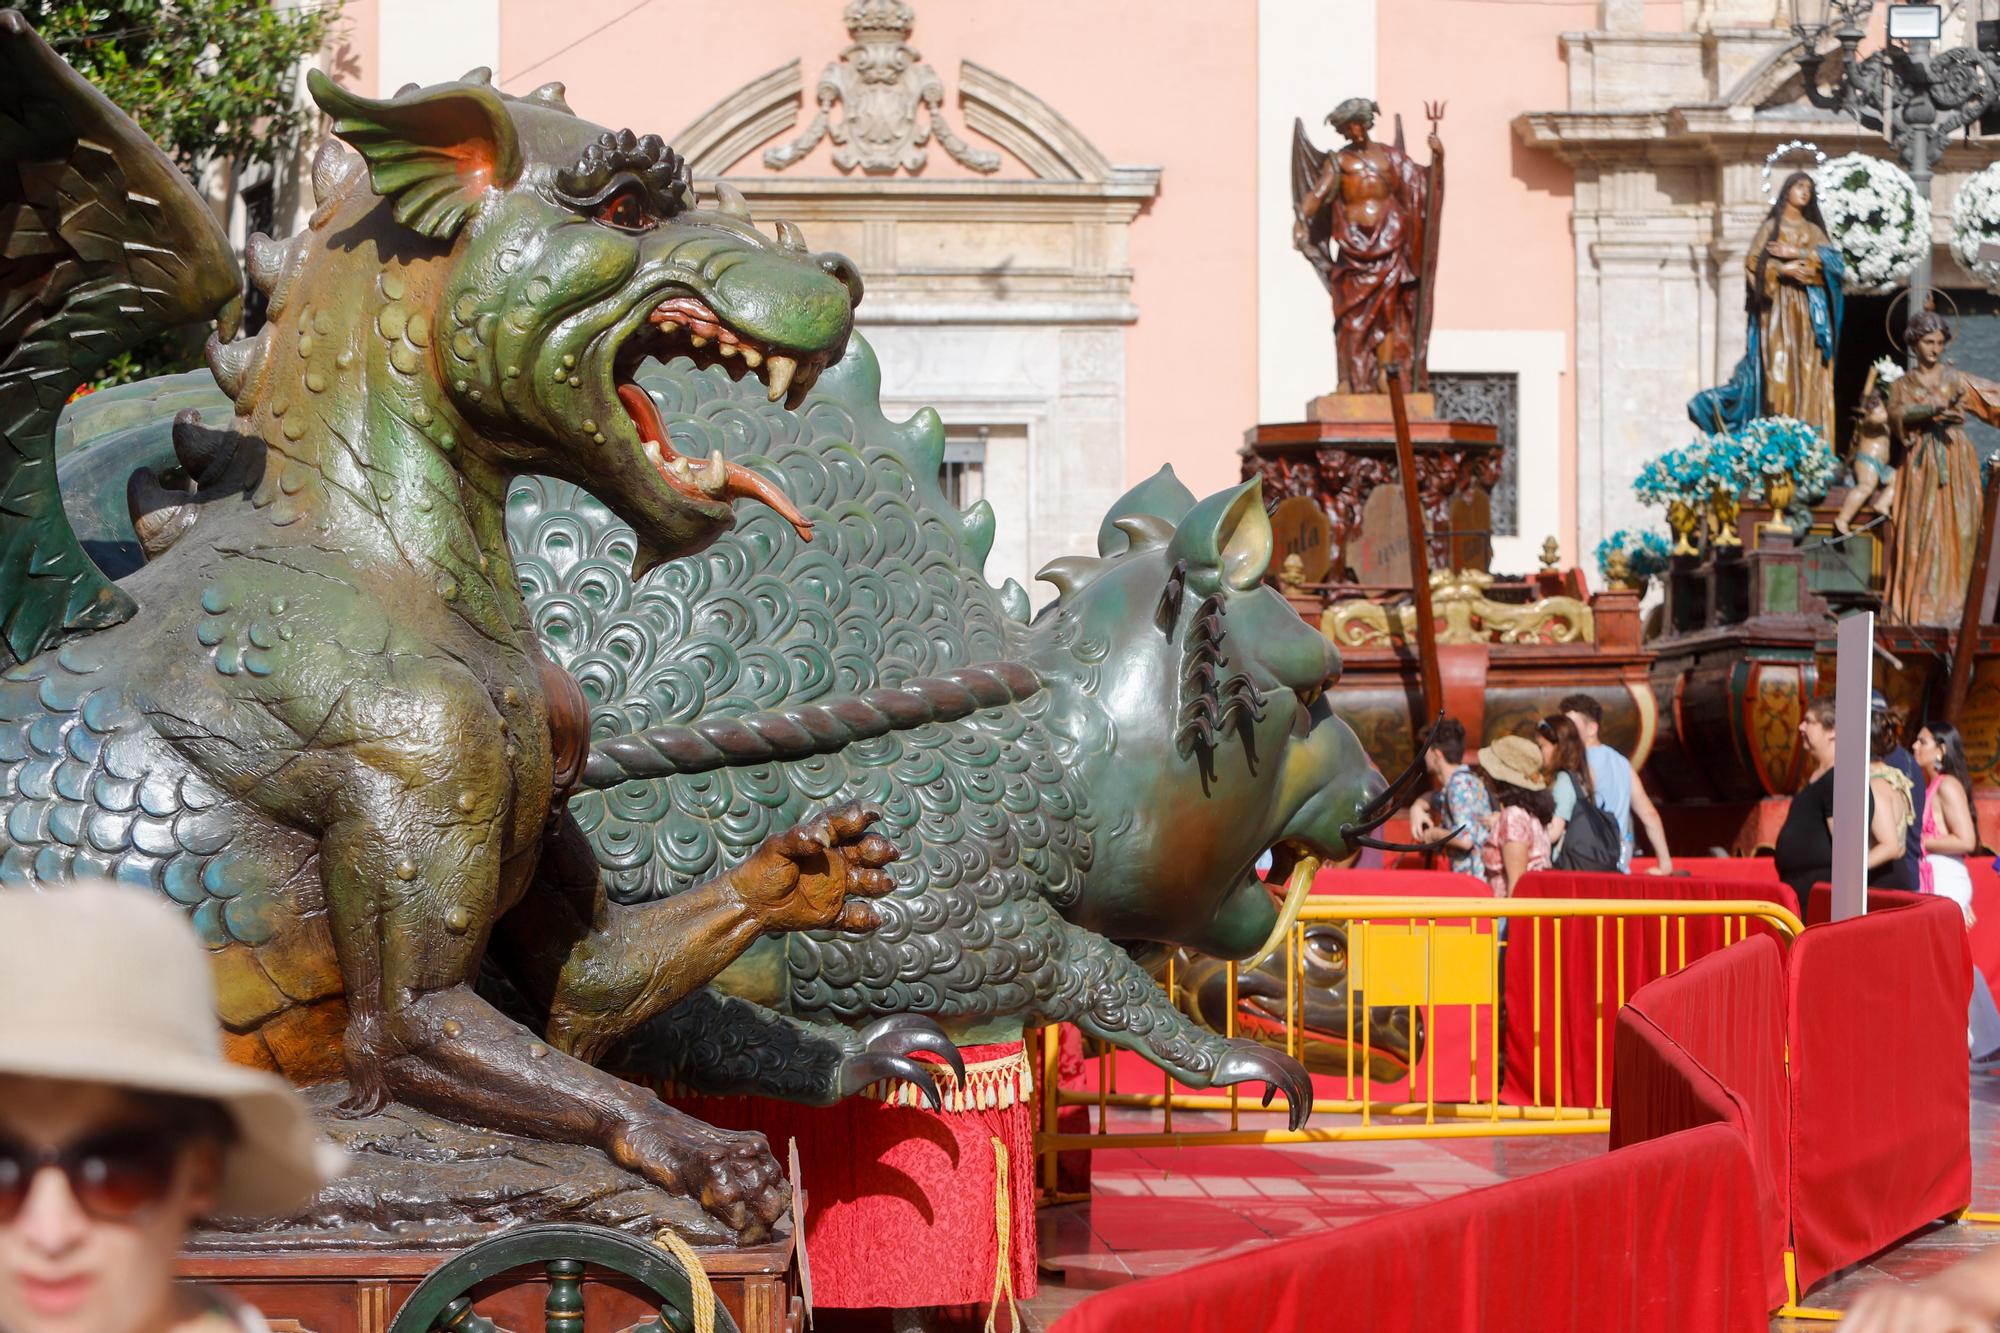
[1292, 98, 1445, 394]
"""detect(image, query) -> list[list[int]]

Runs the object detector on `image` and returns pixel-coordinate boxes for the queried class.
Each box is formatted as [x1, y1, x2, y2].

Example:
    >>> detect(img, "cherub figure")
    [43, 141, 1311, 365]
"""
[1834, 361, 1899, 535]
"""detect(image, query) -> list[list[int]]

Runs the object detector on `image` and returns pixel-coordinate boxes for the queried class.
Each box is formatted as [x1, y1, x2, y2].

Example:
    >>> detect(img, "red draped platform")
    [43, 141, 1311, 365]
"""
[669, 1042, 1035, 1310]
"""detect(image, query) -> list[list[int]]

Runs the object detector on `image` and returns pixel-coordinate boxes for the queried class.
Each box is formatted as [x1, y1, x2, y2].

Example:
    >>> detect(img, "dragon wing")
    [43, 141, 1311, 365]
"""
[1290, 118, 1334, 295]
[0, 12, 240, 664]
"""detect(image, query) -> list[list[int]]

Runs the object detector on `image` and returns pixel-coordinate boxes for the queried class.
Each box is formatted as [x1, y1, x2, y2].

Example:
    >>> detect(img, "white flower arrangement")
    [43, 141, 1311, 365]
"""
[1952, 163, 2000, 289]
[1812, 153, 1930, 293]
[1871, 354, 1905, 386]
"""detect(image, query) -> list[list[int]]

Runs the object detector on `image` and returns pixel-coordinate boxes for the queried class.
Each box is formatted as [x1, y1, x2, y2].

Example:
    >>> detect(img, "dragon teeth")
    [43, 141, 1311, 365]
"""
[719, 342, 739, 359]
[703, 449, 726, 491]
[765, 355, 796, 402]
[642, 438, 664, 466]
[689, 334, 710, 349]
[740, 346, 763, 369]
[664, 456, 694, 483]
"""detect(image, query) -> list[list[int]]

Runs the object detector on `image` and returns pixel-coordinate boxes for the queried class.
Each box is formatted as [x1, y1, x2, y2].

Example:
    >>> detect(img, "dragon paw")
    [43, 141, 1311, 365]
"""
[608, 1106, 787, 1243]
[1211, 1041, 1315, 1132]
[836, 1014, 969, 1111]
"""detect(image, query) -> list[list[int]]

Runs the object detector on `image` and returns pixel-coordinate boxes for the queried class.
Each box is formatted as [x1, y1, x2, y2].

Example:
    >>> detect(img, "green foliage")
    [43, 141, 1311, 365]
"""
[21, 0, 341, 174]
[21, 0, 343, 381]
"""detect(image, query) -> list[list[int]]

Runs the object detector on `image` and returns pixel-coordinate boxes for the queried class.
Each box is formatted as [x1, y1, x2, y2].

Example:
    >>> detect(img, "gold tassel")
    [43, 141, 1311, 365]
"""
[984, 1136, 1019, 1333]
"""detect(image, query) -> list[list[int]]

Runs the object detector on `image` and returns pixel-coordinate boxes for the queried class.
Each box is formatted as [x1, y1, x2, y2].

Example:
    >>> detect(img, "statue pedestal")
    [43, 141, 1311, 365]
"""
[1307, 391, 1438, 423]
[175, 1087, 798, 1332]
[1240, 415, 1502, 581]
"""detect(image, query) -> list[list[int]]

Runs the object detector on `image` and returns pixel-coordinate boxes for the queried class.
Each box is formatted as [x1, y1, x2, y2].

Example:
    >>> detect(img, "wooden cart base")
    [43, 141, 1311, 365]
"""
[178, 1233, 800, 1333]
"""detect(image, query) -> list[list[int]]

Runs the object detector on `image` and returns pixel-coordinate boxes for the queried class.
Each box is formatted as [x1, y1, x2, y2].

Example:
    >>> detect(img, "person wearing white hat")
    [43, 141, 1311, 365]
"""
[1474, 735, 1555, 896]
[0, 884, 344, 1333]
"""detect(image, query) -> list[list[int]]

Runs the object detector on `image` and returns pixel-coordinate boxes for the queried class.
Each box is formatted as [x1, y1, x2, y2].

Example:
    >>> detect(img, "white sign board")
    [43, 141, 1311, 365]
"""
[1831, 612, 1874, 921]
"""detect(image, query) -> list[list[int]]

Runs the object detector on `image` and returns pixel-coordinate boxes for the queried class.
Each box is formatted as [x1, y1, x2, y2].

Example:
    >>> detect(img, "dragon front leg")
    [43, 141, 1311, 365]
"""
[1040, 919, 1315, 1130]
[605, 985, 967, 1109]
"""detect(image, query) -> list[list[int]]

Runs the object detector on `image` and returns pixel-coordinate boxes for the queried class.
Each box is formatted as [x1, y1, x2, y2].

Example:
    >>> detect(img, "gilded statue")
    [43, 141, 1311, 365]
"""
[1689, 171, 1845, 442]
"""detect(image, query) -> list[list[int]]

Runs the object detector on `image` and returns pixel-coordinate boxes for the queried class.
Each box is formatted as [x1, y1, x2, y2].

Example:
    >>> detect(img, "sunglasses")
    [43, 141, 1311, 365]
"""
[0, 1128, 188, 1225]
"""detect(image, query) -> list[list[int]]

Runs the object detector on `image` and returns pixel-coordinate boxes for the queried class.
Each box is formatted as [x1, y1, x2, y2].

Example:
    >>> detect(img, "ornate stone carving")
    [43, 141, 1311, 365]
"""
[764, 0, 1000, 175]
[1321, 570, 1594, 647]
[1240, 437, 1503, 570]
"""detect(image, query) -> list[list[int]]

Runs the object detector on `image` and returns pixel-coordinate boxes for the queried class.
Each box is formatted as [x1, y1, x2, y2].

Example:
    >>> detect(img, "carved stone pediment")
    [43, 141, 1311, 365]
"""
[671, 28, 1159, 321]
[761, 0, 997, 175]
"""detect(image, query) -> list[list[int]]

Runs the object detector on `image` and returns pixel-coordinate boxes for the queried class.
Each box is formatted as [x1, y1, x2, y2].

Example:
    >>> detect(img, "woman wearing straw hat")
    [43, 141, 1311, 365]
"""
[1476, 736, 1555, 897]
[0, 884, 343, 1333]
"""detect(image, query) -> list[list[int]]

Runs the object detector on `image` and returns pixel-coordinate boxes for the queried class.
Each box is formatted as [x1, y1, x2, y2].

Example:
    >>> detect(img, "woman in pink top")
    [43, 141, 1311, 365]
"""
[1477, 736, 1554, 896]
[1913, 722, 1979, 924]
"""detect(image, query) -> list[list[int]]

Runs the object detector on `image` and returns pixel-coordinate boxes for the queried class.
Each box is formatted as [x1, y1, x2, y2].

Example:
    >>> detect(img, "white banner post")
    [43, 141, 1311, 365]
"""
[1831, 611, 1874, 921]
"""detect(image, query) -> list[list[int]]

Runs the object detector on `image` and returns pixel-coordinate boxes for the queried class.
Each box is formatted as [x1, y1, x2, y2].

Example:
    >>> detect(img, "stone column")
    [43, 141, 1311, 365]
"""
[1574, 168, 1714, 561]
[1602, 0, 1647, 32]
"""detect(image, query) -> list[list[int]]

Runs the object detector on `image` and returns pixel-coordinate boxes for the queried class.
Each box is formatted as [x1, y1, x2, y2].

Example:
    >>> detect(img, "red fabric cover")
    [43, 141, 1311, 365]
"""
[1788, 894, 1973, 1293]
[1503, 871, 1799, 1108]
[1612, 937, 1791, 1308]
[1801, 883, 1928, 925]
[670, 1042, 1034, 1309]
[1307, 865, 1493, 897]
[1633, 857, 1780, 880]
[1049, 1123, 1768, 1333]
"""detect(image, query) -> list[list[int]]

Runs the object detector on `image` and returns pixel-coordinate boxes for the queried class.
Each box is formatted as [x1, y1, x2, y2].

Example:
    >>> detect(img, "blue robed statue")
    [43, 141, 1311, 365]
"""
[1688, 171, 1844, 442]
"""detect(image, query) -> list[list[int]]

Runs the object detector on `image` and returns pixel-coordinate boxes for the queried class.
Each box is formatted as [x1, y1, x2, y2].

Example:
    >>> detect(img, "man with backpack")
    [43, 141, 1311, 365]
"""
[1560, 693, 1676, 875]
[1536, 714, 1624, 873]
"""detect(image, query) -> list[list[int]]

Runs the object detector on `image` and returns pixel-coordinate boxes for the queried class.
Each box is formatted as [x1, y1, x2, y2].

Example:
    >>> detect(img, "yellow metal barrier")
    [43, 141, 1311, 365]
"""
[1037, 897, 1805, 1195]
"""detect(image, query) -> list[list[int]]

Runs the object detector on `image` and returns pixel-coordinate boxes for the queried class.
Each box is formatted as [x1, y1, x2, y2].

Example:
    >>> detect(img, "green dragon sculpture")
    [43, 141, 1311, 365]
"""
[38, 21, 1399, 1207]
[0, 14, 970, 1242]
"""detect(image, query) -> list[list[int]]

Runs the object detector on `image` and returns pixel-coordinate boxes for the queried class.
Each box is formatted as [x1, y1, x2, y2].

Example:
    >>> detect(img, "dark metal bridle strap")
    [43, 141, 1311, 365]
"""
[581, 661, 1045, 788]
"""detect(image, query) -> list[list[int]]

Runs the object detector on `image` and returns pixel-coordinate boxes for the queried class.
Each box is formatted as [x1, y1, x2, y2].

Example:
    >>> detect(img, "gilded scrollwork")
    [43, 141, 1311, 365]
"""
[1320, 569, 1594, 648]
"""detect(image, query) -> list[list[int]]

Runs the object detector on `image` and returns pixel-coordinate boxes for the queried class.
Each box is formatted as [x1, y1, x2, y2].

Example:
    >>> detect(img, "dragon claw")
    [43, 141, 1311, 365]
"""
[857, 1013, 968, 1085]
[1212, 1042, 1314, 1132]
[839, 1052, 944, 1112]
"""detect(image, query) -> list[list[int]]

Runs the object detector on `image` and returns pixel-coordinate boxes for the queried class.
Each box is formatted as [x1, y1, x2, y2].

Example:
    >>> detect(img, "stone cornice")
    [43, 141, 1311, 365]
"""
[1514, 107, 2000, 167]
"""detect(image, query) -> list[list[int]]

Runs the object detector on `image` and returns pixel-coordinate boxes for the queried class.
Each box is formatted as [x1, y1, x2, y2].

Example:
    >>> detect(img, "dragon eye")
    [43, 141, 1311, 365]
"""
[593, 187, 657, 233]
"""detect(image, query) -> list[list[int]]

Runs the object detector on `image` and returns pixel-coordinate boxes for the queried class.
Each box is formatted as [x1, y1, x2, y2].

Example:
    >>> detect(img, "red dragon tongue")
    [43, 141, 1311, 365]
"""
[614, 383, 814, 543]
[616, 382, 669, 446]
[723, 463, 814, 543]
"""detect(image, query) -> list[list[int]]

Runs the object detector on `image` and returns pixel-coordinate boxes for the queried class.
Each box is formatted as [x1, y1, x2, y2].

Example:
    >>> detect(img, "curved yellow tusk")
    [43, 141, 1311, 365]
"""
[1239, 854, 1321, 973]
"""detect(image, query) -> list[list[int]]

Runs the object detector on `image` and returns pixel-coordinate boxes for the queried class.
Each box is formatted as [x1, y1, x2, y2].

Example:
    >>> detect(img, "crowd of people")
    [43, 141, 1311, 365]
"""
[1771, 695, 1980, 916]
[1407, 694, 1676, 895]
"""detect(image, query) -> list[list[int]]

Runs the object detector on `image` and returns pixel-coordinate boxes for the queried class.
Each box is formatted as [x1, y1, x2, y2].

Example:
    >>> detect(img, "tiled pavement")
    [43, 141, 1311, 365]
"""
[1023, 1077, 2000, 1330]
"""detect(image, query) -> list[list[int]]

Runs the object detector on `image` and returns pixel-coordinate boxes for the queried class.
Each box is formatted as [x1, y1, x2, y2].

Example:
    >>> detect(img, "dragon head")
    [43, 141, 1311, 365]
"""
[1029, 470, 1385, 959]
[241, 71, 859, 568]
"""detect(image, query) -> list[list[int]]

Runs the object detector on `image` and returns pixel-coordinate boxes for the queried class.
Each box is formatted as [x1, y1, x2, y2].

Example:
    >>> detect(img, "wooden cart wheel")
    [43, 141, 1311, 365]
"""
[387, 1222, 739, 1333]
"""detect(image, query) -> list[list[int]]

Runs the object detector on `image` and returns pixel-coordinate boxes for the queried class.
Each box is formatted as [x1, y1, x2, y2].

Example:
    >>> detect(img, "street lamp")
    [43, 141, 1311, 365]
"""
[1792, 0, 2000, 314]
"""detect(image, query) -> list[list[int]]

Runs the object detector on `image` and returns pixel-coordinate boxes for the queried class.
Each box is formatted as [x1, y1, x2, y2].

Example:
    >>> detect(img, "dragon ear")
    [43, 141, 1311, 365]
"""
[307, 70, 522, 240]
[1170, 479, 1273, 591]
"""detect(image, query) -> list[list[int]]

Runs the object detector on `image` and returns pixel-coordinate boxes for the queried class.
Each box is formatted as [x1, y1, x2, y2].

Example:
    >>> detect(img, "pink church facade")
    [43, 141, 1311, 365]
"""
[320, 0, 1986, 590]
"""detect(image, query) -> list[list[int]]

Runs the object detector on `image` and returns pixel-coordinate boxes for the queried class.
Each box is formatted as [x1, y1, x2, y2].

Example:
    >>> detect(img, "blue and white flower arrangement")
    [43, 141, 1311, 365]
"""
[1595, 530, 1672, 588]
[1738, 416, 1839, 499]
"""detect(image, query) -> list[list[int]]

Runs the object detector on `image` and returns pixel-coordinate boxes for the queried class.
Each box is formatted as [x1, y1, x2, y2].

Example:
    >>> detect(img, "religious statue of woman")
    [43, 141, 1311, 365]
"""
[1884, 310, 2000, 626]
[1688, 172, 1845, 442]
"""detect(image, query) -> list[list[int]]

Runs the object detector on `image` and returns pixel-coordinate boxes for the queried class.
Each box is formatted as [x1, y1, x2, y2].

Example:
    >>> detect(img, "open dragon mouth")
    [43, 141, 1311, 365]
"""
[613, 294, 825, 542]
